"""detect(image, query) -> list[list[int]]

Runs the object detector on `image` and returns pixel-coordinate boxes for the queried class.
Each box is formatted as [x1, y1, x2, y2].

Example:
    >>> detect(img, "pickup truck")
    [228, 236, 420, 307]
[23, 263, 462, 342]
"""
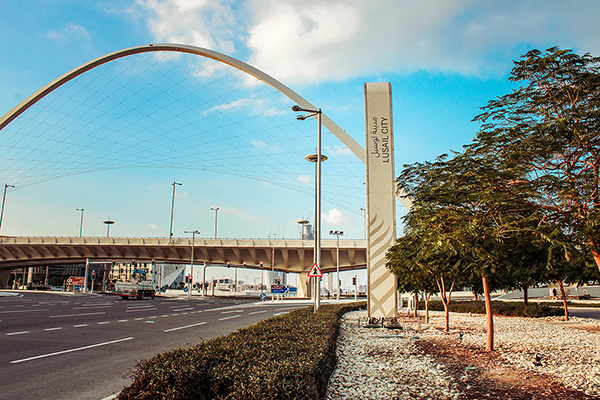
[115, 280, 156, 300]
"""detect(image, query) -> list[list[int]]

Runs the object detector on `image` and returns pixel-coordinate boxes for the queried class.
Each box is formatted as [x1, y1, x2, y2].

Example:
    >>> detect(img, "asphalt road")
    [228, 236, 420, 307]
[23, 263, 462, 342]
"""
[0, 291, 309, 400]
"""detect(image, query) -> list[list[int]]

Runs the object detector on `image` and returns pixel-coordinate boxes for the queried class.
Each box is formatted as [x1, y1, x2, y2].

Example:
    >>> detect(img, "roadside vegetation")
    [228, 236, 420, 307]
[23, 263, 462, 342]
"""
[387, 47, 600, 351]
[118, 302, 365, 400]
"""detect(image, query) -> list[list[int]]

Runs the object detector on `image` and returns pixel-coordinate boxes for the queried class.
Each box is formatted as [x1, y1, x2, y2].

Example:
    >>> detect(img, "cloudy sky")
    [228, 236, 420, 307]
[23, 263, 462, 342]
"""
[1, 0, 599, 286]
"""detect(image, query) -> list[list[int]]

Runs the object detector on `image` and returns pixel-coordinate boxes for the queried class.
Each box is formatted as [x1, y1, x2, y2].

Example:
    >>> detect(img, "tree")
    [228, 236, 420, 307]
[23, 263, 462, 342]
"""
[387, 234, 440, 324]
[473, 47, 600, 272]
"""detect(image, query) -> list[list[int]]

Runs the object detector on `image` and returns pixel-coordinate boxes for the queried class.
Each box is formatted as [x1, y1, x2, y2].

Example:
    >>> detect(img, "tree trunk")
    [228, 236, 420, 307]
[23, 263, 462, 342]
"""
[424, 291, 430, 324]
[473, 291, 478, 301]
[435, 276, 454, 332]
[413, 293, 418, 318]
[522, 286, 528, 306]
[590, 242, 600, 274]
[558, 280, 569, 321]
[482, 273, 494, 351]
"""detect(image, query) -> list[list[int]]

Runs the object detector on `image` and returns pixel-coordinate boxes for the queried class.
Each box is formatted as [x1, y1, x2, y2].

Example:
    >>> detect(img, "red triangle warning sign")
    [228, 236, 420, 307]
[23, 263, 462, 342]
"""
[307, 263, 323, 277]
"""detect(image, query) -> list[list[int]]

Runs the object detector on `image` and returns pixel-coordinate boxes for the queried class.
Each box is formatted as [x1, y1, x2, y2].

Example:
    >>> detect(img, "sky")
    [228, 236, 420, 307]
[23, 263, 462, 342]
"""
[1, 0, 600, 288]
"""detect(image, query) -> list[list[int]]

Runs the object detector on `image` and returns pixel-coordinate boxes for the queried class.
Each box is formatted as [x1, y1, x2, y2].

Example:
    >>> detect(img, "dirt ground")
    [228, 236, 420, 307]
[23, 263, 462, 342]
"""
[398, 315, 599, 399]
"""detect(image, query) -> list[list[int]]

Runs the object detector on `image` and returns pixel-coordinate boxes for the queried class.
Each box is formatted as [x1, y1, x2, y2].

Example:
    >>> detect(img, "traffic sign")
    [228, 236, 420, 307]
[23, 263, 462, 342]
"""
[66, 276, 85, 286]
[260, 293, 267, 301]
[307, 263, 323, 277]
[271, 284, 288, 294]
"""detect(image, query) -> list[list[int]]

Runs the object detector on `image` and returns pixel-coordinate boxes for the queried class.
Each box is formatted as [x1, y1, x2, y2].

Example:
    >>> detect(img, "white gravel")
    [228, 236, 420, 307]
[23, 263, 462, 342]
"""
[325, 310, 600, 399]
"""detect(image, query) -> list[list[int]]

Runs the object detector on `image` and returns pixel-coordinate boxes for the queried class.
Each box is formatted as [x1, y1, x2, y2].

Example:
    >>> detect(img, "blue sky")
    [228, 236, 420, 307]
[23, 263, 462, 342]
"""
[1, 0, 600, 287]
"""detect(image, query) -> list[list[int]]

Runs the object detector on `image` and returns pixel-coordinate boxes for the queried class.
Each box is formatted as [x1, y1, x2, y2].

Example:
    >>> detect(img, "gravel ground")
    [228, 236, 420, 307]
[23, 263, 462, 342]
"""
[325, 310, 600, 399]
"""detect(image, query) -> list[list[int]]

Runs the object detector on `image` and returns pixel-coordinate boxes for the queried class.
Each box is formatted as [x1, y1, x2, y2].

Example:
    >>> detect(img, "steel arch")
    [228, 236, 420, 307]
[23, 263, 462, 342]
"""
[0, 43, 365, 163]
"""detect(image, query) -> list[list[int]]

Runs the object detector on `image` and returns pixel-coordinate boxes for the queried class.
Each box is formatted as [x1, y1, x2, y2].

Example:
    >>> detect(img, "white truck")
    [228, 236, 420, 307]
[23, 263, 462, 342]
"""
[115, 280, 156, 300]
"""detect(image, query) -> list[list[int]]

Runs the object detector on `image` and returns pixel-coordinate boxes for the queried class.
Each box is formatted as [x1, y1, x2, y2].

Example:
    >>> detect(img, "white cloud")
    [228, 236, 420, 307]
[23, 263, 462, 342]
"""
[134, 0, 600, 82]
[322, 208, 346, 226]
[46, 23, 92, 43]
[221, 206, 260, 222]
[148, 223, 160, 229]
[297, 175, 311, 184]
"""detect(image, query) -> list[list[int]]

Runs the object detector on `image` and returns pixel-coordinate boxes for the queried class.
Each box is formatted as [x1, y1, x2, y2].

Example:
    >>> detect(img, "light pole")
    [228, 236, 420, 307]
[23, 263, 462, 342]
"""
[0, 184, 15, 233]
[293, 105, 324, 312]
[211, 207, 219, 239]
[330, 230, 343, 300]
[77, 208, 84, 237]
[297, 219, 309, 239]
[184, 230, 200, 298]
[103, 218, 115, 238]
[169, 182, 182, 243]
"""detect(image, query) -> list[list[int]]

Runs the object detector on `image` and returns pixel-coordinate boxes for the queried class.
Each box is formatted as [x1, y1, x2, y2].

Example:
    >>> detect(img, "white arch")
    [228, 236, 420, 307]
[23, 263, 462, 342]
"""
[0, 43, 365, 163]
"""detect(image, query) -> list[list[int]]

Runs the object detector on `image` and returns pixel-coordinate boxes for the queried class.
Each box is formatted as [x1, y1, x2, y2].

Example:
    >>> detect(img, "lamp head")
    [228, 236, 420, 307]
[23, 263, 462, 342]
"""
[296, 115, 306, 121]
[292, 105, 302, 112]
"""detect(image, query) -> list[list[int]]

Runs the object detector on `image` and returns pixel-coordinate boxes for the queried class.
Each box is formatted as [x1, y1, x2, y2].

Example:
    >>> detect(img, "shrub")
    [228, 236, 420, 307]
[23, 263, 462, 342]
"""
[119, 302, 365, 400]
[418, 300, 562, 317]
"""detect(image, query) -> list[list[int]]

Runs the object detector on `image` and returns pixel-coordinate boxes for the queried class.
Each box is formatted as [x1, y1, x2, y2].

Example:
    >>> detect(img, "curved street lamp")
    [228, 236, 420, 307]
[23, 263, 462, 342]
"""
[293, 105, 323, 312]
[103, 218, 115, 238]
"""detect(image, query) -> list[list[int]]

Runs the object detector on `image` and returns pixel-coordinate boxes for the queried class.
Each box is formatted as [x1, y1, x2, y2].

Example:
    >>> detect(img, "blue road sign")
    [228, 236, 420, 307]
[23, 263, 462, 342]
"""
[260, 293, 267, 301]
[271, 285, 288, 294]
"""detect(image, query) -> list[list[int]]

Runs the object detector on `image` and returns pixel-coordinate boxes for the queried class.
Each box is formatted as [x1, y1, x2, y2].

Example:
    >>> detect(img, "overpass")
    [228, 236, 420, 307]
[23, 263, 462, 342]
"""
[0, 236, 367, 291]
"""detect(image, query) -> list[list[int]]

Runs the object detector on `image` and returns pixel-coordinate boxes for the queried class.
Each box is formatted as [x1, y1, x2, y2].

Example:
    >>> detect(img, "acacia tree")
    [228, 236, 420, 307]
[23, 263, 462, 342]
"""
[473, 47, 600, 272]
[396, 148, 539, 351]
[386, 234, 439, 322]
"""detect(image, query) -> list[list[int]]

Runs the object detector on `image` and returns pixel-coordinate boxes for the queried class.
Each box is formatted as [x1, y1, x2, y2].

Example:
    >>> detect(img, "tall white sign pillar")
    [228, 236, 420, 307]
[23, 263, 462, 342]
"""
[365, 82, 397, 318]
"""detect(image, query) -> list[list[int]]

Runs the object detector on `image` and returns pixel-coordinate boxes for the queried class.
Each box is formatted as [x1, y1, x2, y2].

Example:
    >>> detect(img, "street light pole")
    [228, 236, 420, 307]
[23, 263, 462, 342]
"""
[330, 230, 343, 300]
[184, 230, 200, 298]
[103, 218, 115, 238]
[77, 208, 84, 237]
[0, 184, 15, 233]
[169, 182, 182, 243]
[211, 207, 219, 239]
[293, 105, 324, 312]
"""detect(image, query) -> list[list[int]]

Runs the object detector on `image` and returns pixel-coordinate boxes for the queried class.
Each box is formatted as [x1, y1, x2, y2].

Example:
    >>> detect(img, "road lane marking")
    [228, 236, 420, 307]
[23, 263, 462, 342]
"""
[6, 331, 29, 336]
[126, 308, 158, 313]
[97, 321, 110, 325]
[164, 321, 206, 332]
[74, 324, 89, 328]
[249, 310, 267, 315]
[50, 312, 106, 318]
[9, 337, 135, 364]
[172, 307, 195, 312]
[0, 309, 49, 314]
[273, 312, 289, 316]
[134, 317, 144, 321]
[221, 310, 244, 314]
[219, 315, 241, 321]
[117, 320, 128, 323]
[43, 327, 63, 331]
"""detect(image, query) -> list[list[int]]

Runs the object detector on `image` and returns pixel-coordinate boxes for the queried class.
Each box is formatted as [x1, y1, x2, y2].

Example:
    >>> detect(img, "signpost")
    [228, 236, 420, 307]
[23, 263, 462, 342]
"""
[66, 276, 85, 286]
[307, 263, 323, 312]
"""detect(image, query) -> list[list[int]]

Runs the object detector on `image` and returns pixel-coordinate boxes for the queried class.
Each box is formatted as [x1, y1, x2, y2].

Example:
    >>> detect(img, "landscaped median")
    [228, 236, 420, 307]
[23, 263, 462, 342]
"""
[118, 302, 366, 400]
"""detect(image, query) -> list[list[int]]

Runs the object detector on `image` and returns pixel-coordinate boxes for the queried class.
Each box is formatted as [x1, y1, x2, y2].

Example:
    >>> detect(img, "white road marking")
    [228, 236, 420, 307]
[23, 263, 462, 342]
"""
[43, 327, 63, 331]
[74, 324, 89, 328]
[221, 309, 244, 314]
[97, 322, 110, 325]
[219, 315, 241, 321]
[164, 321, 206, 332]
[6, 331, 29, 336]
[117, 320, 128, 323]
[9, 337, 135, 364]
[50, 311, 106, 318]
[0, 309, 49, 314]
[249, 310, 267, 315]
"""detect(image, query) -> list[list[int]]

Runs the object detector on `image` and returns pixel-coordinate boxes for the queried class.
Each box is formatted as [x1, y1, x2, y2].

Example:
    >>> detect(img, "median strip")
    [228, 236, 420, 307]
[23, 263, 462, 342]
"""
[9, 336, 135, 364]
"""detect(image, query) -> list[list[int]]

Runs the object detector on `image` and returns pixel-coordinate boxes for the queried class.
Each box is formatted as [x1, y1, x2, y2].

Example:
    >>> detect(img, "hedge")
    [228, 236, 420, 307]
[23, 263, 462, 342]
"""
[417, 300, 563, 318]
[119, 302, 365, 400]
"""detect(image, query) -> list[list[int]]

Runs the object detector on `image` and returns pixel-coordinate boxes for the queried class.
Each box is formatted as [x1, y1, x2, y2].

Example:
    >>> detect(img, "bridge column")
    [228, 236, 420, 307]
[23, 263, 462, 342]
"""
[0, 269, 10, 288]
[297, 273, 311, 298]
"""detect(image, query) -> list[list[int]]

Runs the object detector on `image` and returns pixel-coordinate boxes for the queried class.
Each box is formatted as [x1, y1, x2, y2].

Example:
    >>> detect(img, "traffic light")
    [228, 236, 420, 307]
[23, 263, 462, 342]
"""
[243, 261, 247, 267]
[260, 261, 263, 268]
[92, 270, 96, 280]
[227, 262, 231, 268]
[352, 277, 356, 285]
